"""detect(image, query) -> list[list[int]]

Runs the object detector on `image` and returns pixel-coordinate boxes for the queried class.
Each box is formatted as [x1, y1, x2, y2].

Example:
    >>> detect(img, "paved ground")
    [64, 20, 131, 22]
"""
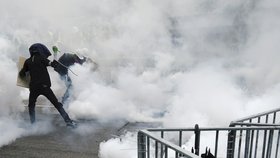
[0, 108, 160, 158]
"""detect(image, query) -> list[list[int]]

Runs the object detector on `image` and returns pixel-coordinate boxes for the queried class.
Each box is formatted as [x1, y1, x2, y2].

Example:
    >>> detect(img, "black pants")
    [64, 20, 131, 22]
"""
[28, 85, 72, 124]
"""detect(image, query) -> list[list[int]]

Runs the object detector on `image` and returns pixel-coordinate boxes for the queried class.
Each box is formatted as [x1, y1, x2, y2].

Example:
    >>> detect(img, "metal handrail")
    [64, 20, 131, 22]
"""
[138, 125, 280, 158]
[138, 130, 200, 158]
[232, 107, 280, 123]
[229, 122, 280, 127]
[138, 107, 280, 158]
[146, 126, 280, 131]
[227, 107, 280, 158]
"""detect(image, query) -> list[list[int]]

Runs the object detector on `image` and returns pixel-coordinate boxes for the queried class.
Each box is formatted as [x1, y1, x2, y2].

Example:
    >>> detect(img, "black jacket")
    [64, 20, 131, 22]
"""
[19, 43, 53, 88]
[54, 53, 86, 76]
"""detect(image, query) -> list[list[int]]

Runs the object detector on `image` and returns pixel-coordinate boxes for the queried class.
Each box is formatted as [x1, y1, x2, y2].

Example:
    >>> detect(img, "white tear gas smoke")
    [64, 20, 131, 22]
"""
[0, 117, 54, 147]
[99, 132, 137, 158]
[1, 0, 280, 157]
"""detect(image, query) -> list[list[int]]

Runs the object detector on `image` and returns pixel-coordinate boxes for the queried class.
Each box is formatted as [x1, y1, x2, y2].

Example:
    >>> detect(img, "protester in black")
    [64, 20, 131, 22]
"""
[19, 43, 76, 127]
[54, 53, 86, 104]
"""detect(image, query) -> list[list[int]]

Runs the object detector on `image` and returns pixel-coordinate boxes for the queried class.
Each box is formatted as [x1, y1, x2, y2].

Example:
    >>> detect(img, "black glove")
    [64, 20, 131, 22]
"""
[19, 70, 26, 78]
[51, 60, 59, 68]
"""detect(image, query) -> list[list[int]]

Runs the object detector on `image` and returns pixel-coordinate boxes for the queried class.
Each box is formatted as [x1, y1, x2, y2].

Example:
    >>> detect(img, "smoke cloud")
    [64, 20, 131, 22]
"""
[1, 0, 280, 157]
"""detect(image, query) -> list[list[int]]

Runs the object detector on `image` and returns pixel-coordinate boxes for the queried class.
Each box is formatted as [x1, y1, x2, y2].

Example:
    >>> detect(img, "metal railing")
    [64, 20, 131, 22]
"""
[230, 108, 280, 126]
[138, 108, 280, 158]
[138, 126, 280, 158]
[138, 130, 200, 158]
[227, 107, 280, 158]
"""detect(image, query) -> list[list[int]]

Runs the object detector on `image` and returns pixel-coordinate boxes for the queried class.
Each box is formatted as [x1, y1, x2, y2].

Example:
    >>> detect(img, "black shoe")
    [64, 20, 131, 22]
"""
[66, 121, 77, 128]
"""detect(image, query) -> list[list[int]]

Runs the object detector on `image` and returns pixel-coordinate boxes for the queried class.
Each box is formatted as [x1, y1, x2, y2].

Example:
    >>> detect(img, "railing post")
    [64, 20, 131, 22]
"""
[194, 124, 200, 156]
[244, 130, 251, 158]
[138, 132, 146, 158]
[266, 130, 274, 158]
[161, 131, 164, 158]
[227, 123, 236, 158]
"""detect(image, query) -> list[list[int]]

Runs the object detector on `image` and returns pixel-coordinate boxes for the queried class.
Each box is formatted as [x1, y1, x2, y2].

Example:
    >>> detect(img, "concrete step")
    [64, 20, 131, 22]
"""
[0, 111, 160, 158]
